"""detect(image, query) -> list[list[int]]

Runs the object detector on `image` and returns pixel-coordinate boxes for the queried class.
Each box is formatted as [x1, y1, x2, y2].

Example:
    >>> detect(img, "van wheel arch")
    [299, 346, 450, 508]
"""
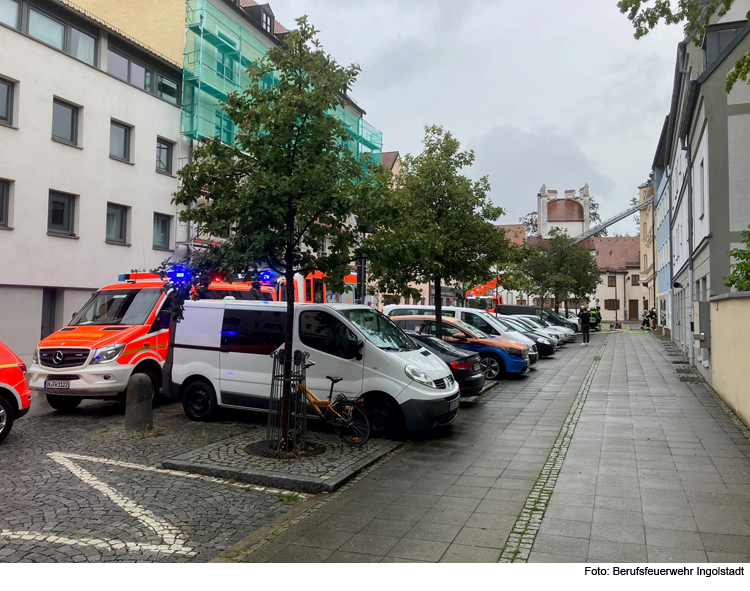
[178, 375, 217, 400]
[133, 360, 163, 388]
[361, 392, 403, 440]
[0, 388, 18, 415]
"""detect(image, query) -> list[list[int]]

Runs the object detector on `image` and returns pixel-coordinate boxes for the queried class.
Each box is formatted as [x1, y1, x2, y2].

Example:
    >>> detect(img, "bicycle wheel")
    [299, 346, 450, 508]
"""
[332, 401, 370, 446]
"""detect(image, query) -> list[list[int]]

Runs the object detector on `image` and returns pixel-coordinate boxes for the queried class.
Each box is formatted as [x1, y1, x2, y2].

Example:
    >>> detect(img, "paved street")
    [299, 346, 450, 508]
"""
[235, 332, 750, 563]
[2, 331, 749, 563]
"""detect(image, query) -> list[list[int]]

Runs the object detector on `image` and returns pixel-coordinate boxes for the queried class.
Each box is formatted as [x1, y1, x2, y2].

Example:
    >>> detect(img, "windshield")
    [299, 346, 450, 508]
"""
[70, 288, 162, 326]
[477, 312, 515, 332]
[341, 308, 417, 351]
[502, 316, 533, 332]
[451, 319, 490, 339]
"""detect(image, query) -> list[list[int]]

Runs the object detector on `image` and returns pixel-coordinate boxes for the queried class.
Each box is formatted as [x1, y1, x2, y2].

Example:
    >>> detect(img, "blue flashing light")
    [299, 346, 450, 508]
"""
[220, 331, 238, 336]
[168, 265, 191, 284]
[258, 270, 277, 284]
[118, 274, 128, 281]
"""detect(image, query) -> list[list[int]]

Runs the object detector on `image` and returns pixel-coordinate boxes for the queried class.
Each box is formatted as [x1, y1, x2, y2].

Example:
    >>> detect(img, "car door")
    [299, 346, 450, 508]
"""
[423, 320, 480, 354]
[219, 307, 286, 410]
[460, 311, 501, 337]
[297, 310, 364, 400]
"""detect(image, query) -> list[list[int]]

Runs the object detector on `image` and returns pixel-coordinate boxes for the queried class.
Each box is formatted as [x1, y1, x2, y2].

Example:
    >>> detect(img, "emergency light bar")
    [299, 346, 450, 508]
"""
[118, 273, 162, 281]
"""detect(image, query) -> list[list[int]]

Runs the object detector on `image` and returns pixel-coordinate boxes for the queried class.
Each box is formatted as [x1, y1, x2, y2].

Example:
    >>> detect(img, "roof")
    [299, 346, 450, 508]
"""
[381, 151, 399, 171]
[496, 224, 526, 246]
[590, 237, 641, 271]
[547, 199, 584, 222]
[239, 0, 289, 37]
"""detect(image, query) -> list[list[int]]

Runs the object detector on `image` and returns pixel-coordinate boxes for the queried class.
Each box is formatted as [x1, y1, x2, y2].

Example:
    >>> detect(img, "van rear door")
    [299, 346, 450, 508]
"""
[218, 306, 286, 410]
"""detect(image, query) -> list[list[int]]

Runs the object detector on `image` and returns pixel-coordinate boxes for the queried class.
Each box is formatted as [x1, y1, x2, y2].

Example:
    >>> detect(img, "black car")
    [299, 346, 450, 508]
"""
[405, 331, 485, 396]
[496, 316, 556, 358]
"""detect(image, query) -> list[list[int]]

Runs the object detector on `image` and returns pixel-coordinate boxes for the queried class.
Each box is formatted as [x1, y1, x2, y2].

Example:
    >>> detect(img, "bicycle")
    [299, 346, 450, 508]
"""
[299, 361, 371, 446]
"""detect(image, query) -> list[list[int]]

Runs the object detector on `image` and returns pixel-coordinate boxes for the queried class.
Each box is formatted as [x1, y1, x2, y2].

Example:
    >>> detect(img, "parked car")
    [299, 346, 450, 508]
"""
[479, 314, 557, 357]
[383, 305, 539, 365]
[390, 315, 529, 380]
[500, 315, 561, 350]
[494, 304, 578, 332]
[164, 302, 460, 440]
[404, 331, 485, 396]
[519, 315, 576, 343]
[0, 339, 32, 443]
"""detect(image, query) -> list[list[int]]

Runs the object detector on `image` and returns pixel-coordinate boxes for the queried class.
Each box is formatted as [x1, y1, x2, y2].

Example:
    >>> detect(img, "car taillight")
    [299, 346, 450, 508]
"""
[450, 361, 474, 370]
[18, 362, 27, 375]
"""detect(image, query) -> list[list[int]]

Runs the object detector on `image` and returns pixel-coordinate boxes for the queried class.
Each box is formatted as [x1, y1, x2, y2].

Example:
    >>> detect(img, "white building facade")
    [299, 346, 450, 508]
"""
[0, 0, 188, 360]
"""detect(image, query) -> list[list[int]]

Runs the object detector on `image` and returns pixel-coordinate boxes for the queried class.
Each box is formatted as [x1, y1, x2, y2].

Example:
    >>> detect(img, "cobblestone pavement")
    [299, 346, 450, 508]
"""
[232, 332, 750, 563]
[0, 404, 305, 562]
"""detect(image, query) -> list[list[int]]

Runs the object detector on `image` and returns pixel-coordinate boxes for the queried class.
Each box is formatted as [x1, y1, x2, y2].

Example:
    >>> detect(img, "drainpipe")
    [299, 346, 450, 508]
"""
[677, 46, 695, 366]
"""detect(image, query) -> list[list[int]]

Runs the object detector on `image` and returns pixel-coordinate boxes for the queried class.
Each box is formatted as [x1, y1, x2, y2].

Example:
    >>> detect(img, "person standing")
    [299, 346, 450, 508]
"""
[578, 306, 592, 346]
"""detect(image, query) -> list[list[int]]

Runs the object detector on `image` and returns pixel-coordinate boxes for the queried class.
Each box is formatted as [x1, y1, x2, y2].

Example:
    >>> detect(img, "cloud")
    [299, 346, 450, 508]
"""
[469, 125, 616, 224]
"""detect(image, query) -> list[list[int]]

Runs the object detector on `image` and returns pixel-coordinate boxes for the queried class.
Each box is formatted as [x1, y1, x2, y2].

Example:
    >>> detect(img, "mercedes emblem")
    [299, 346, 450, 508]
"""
[53, 351, 64, 365]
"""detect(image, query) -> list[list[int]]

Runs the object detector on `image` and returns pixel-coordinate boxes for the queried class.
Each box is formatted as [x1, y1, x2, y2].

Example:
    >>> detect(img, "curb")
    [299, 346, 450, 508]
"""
[209, 491, 329, 563]
[162, 440, 402, 494]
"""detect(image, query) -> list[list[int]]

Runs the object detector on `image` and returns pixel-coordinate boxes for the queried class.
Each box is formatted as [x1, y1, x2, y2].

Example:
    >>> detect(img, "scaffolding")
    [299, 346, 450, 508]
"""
[183, 0, 382, 162]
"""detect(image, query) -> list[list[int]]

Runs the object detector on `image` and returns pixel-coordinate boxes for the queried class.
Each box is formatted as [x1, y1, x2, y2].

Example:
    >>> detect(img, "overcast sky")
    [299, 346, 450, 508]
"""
[275, 0, 685, 235]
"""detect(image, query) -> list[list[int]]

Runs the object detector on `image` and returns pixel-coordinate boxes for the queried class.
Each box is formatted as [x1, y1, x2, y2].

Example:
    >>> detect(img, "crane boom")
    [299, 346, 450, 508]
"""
[572, 196, 654, 243]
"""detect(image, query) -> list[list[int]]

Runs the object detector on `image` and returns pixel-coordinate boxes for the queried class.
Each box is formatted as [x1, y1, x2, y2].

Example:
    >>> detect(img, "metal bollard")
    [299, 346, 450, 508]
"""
[125, 374, 153, 432]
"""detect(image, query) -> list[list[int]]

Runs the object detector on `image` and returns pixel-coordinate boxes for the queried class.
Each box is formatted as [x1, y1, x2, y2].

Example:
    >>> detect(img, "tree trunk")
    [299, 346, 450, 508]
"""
[282, 255, 295, 452]
[434, 275, 443, 339]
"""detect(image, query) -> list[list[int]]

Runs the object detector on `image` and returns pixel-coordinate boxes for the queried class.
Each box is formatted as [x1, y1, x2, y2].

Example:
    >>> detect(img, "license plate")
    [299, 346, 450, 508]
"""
[449, 399, 460, 411]
[45, 380, 70, 390]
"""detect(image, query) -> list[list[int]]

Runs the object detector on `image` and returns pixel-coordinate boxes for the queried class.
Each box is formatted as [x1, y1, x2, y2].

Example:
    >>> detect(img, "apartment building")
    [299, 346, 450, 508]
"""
[637, 179, 656, 314]
[660, 4, 750, 383]
[0, 0, 187, 360]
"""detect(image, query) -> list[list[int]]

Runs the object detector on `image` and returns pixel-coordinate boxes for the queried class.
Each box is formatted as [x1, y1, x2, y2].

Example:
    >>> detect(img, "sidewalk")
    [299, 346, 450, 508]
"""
[233, 333, 750, 563]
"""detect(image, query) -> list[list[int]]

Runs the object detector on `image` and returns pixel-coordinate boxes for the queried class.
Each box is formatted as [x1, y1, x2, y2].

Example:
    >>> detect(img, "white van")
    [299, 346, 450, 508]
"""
[163, 301, 460, 439]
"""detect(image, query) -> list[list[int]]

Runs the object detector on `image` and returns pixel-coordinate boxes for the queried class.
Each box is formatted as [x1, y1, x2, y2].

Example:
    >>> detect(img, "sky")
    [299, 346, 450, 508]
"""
[274, 0, 685, 235]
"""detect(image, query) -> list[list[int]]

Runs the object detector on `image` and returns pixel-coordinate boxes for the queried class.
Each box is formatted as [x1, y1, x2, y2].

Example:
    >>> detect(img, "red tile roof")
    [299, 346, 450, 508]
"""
[496, 224, 526, 246]
[381, 151, 399, 171]
[591, 237, 641, 271]
[547, 199, 584, 222]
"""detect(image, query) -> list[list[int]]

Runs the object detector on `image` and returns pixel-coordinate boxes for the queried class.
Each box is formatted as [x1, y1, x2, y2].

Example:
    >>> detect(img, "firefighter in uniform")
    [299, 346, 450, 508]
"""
[590, 306, 601, 332]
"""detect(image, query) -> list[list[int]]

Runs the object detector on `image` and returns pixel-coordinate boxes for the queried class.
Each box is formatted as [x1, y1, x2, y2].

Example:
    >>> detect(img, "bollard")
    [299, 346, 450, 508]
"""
[125, 374, 153, 432]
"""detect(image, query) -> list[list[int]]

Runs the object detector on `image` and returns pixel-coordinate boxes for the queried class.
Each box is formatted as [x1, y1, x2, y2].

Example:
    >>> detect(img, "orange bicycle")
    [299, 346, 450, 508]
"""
[300, 362, 370, 446]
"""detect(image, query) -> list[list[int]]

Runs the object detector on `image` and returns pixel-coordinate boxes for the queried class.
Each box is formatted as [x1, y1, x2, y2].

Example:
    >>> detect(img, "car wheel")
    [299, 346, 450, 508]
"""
[182, 380, 217, 421]
[480, 354, 505, 380]
[363, 397, 402, 440]
[0, 396, 14, 444]
[46, 394, 82, 411]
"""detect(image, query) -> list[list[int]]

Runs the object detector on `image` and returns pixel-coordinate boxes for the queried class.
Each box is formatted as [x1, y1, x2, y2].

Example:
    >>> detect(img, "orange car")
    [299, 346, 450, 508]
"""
[390, 315, 529, 380]
[0, 338, 32, 443]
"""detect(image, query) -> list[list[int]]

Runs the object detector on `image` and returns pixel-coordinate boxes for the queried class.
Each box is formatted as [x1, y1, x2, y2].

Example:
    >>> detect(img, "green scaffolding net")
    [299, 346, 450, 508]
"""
[183, 0, 382, 163]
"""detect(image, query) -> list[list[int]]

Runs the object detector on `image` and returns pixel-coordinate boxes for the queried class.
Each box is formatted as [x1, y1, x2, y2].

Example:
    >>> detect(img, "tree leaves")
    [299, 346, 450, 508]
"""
[724, 224, 750, 291]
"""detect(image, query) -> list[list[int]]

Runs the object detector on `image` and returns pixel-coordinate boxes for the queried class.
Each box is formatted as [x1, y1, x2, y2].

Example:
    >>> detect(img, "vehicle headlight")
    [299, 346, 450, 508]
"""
[404, 364, 436, 388]
[90, 343, 126, 364]
[538, 338, 551, 345]
[499, 346, 522, 356]
[32, 347, 39, 364]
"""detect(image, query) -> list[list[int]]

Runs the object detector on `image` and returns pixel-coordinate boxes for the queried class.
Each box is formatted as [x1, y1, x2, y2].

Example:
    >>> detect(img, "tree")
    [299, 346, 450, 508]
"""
[363, 125, 511, 338]
[724, 224, 750, 290]
[618, 0, 750, 93]
[519, 196, 607, 237]
[520, 230, 601, 309]
[170, 17, 389, 450]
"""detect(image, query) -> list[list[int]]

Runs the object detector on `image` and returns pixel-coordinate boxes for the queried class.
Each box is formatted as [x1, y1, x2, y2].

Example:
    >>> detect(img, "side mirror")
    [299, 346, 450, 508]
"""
[347, 339, 364, 360]
[452, 332, 468, 341]
[71, 312, 76, 320]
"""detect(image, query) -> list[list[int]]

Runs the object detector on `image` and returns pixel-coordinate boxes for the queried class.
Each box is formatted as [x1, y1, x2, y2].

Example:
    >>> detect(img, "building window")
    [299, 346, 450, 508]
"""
[0, 0, 19, 30]
[107, 49, 151, 91]
[157, 75, 178, 105]
[632, 275, 639, 286]
[110, 121, 131, 162]
[605, 299, 620, 310]
[70, 28, 95, 66]
[29, 8, 64, 51]
[105, 203, 127, 244]
[607, 275, 616, 287]
[0, 77, 13, 125]
[48, 191, 75, 236]
[156, 139, 173, 174]
[215, 111, 233, 144]
[699, 160, 705, 219]
[644, 254, 648, 269]
[153, 213, 171, 249]
[261, 11, 272, 33]
[0, 179, 9, 228]
[52, 99, 78, 145]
